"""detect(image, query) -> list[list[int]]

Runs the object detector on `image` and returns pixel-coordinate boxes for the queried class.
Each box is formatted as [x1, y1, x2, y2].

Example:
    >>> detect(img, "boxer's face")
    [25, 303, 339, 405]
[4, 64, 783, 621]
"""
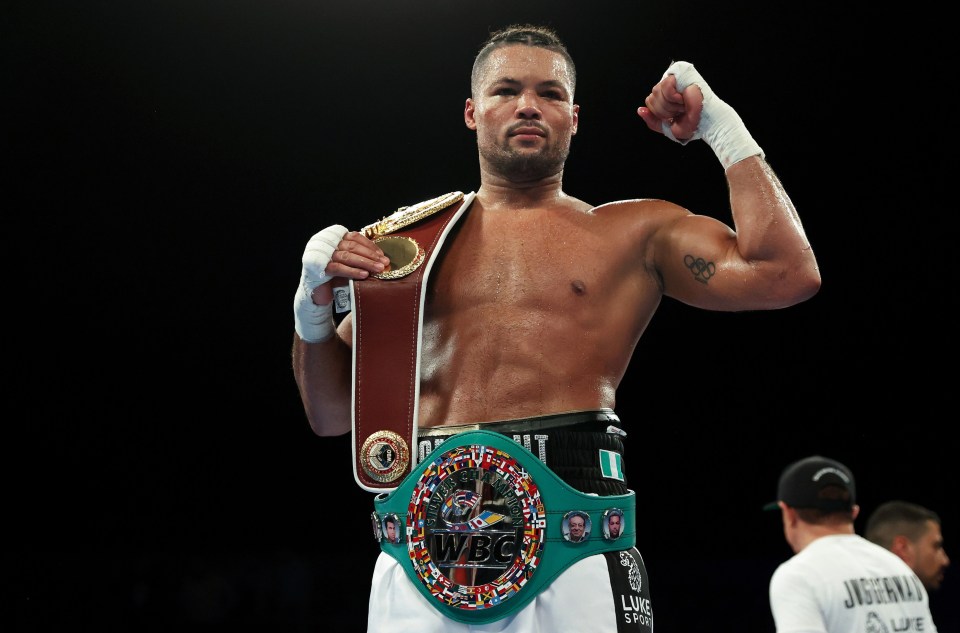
[465, 45, 578, 182]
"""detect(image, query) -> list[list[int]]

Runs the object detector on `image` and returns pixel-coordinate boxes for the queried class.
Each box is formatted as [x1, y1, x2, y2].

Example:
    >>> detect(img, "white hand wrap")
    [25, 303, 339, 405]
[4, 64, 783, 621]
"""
[293, 224, 348, 343]
[660, 61, 764, 170]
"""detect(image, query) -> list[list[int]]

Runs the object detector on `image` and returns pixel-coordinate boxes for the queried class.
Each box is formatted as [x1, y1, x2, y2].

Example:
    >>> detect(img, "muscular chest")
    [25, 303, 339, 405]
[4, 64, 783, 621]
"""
[426, 210, 606, 312]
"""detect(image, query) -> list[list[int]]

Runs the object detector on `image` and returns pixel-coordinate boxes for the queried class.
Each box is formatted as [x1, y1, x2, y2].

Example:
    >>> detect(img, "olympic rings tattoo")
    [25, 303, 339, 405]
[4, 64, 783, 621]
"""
[684, 254, 715, 284]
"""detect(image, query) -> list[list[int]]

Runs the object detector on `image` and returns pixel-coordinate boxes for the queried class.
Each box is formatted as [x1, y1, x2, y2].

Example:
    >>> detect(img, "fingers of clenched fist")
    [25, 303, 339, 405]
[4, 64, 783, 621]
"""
[325, 231, 389, 278]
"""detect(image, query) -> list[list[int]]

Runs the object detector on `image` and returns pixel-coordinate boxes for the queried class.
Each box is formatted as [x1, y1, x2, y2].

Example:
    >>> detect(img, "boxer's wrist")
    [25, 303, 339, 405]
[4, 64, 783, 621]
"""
[661, 61, 764, 170]
[698, 98, 764, 170]
[295, 224, 348, 342]
[293, 277, 335, 343]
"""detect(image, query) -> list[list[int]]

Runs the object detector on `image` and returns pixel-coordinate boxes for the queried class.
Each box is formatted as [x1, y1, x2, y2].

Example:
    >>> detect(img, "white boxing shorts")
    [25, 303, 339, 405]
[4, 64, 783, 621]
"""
[368, 547, 652, 633]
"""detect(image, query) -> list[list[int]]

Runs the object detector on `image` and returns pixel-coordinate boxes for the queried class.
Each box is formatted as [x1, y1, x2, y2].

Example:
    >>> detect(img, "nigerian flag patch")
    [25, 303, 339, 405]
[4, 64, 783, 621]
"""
[599, 449, 624, 481]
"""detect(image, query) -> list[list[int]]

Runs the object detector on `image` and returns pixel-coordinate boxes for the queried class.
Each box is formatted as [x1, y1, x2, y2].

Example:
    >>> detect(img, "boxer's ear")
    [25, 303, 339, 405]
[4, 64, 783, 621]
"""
[464, 98, 477, 130]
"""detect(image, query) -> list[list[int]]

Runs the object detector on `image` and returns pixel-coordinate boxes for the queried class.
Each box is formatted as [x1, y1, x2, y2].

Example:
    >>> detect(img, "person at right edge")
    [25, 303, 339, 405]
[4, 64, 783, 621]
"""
[765, 455, 939, 632]
[865, 500, 950, 592]
[293, 25, 822, 633]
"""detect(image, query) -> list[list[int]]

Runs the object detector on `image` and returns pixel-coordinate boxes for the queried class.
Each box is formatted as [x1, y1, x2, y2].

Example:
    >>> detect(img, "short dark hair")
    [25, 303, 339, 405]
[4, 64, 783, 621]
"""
[866, 500, 941, 549]
[470, 24, 576, 97]
[795, 483, 856, 525]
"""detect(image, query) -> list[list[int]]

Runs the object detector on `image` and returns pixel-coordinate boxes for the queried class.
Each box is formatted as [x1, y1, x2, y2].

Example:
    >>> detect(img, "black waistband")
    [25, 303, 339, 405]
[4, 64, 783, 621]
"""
[418, 408, 621, 436]
[418, 409, 628, 495]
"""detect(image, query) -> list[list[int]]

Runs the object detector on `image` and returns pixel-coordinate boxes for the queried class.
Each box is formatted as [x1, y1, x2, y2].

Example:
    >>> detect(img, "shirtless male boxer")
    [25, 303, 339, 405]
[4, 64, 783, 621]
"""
[292, 24, 820, 633]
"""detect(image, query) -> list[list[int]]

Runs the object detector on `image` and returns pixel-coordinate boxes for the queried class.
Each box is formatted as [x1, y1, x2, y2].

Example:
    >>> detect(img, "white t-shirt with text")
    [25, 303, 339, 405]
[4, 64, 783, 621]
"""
[769, 534, 938, 633]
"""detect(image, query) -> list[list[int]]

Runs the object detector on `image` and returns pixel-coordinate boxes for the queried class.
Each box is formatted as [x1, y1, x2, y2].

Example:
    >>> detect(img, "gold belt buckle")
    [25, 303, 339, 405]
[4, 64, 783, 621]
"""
[370, 236, 425, 280]
[361, 191, 463, 279]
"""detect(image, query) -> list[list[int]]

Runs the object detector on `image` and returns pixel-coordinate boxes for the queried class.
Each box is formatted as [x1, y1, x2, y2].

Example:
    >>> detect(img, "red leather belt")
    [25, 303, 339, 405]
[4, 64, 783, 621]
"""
[350, 191, 474, 492]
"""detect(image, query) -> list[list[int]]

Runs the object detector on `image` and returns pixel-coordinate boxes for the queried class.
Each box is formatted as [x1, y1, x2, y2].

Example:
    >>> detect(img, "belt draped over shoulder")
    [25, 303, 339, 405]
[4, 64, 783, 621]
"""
[350, 191, 474, 492]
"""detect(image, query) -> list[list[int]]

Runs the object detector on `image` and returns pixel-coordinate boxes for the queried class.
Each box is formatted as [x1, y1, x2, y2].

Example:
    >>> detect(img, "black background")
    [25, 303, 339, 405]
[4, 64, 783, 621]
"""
[11, 2, 957, 632]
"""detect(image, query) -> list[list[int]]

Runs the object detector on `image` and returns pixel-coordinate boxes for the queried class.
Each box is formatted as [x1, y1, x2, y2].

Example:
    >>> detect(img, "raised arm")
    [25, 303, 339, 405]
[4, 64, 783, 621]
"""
[637, 62, 821, 310]
[291, 227, 390, 436]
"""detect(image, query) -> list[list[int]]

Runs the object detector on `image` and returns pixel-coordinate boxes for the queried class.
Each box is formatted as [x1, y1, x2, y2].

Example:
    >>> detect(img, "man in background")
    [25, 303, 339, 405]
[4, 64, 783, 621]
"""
[765, 455, 939, 632]
[866, 500, 950, 591]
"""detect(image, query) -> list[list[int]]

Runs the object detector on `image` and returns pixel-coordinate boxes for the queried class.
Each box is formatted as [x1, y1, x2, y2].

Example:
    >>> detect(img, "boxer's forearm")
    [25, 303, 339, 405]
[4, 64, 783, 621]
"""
[726, 156, 820, 304]
[292, 329, 353, 437]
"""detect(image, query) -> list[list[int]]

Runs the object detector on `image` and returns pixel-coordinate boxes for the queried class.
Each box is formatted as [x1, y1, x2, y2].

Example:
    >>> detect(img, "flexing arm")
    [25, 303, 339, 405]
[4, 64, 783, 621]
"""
[291, 227, 390, 436]
[638, 62, 820, 310]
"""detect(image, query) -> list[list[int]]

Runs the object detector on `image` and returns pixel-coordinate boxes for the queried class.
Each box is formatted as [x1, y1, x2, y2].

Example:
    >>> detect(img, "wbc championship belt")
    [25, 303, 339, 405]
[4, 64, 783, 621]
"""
[348, 191, 475, 492]
[371, 429, 637, 624]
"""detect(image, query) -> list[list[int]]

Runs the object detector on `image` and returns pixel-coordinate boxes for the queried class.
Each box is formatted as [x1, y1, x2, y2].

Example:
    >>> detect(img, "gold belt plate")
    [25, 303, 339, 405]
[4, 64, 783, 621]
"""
[361, 191, 463, 279]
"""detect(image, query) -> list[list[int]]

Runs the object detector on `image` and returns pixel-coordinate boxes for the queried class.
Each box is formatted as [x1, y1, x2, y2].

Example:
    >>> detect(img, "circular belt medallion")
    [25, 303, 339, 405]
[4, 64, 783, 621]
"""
[406, 442, 546, 612]
[371, 236, 425, 280]
[360, 430, 410, 483]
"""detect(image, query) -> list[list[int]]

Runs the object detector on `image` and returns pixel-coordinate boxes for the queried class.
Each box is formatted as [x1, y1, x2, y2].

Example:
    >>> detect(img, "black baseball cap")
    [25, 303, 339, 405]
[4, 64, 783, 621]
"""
[763, 455, 856, 512]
